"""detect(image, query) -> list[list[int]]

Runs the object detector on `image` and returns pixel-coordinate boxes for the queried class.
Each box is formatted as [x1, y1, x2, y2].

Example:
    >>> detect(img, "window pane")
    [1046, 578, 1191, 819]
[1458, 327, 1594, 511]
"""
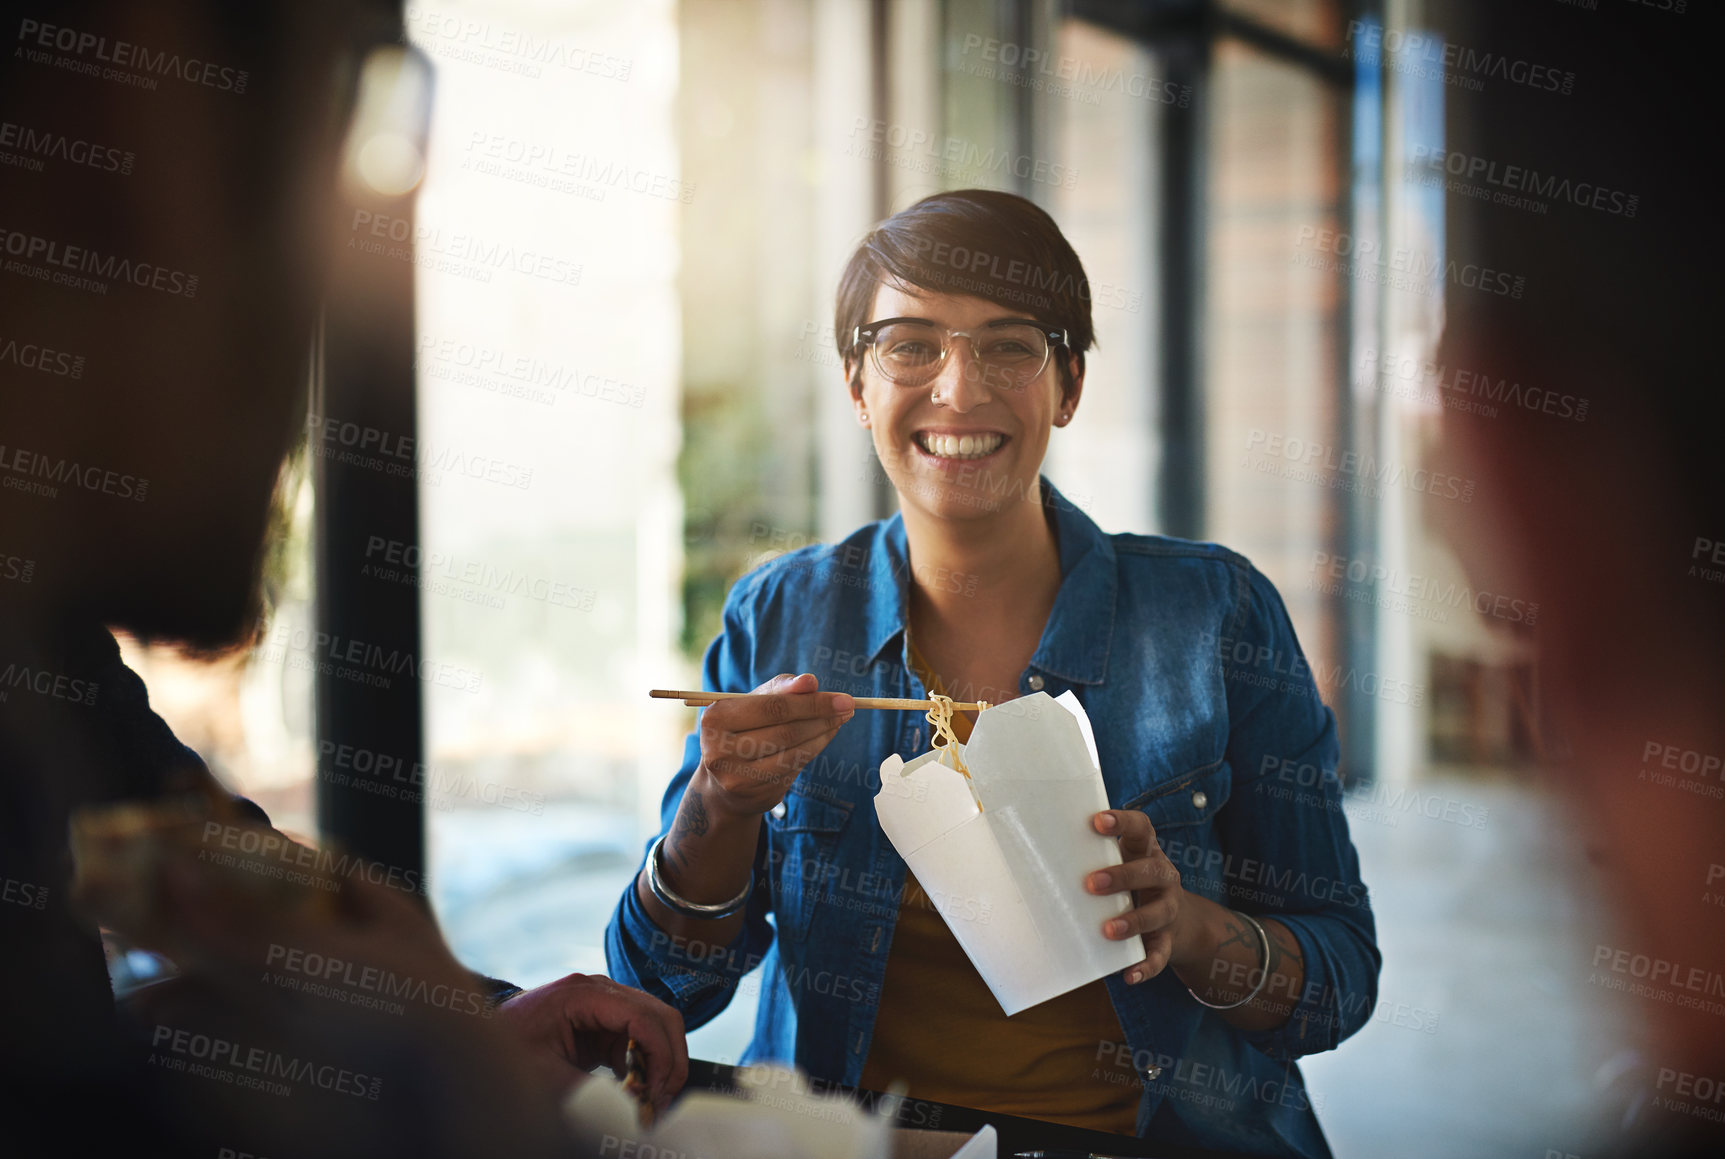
[408, 0, 687, 990]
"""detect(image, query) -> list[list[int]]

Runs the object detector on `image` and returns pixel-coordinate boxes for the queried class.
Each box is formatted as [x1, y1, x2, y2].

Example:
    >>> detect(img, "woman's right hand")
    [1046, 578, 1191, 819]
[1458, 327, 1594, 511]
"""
[693, 673, 855, 819]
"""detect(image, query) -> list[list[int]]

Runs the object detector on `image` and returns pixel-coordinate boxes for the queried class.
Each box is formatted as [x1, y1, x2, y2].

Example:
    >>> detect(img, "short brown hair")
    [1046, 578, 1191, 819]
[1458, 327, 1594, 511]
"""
[833, 189, 1095, 387]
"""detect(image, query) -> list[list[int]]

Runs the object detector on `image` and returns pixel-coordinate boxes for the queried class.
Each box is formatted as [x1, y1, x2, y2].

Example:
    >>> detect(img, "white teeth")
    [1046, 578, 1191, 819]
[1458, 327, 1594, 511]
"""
[918, 433, 1002, 459]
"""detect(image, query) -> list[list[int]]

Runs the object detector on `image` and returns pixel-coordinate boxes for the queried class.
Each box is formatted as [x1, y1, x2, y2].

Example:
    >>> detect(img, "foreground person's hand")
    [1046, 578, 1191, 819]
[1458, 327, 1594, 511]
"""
[69, 802, 573, 1158]
[494, 972, 689, 1113]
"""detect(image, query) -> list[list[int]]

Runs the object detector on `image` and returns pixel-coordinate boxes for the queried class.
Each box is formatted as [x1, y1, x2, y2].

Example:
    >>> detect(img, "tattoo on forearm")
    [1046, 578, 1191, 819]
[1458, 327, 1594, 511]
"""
[1258, 920, 1304, 1014]
[1210, 913, 1306, 1012]
[664, 791, 710, 873]
[1217, 916, 1256, 955]
[684, 791, 710, 837]
[1263, 921, 1302, 975]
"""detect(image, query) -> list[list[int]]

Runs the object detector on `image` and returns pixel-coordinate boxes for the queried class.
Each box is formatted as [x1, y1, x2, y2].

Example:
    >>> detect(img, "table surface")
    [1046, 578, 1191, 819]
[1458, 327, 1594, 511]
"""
[682, 1059, 1261, 1159]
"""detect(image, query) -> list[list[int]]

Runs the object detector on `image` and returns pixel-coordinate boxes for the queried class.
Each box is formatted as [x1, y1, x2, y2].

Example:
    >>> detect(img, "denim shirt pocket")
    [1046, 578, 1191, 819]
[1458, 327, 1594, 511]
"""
[766, 790, 854, 941]
[1124, 758, 1233, 904]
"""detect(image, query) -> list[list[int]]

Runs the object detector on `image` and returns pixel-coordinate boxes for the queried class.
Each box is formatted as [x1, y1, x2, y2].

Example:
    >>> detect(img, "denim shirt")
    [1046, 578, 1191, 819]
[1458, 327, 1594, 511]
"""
[607, 483, 1379, 1158]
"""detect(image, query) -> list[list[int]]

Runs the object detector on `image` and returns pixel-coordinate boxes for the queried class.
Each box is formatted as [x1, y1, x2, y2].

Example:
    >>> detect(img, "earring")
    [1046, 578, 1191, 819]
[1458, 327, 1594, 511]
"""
[860, 411, 869, 421]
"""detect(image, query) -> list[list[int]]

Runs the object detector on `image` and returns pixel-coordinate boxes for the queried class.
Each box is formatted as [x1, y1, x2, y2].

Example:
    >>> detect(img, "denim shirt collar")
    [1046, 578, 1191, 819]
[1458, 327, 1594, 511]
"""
[859, 478, 1117, 685]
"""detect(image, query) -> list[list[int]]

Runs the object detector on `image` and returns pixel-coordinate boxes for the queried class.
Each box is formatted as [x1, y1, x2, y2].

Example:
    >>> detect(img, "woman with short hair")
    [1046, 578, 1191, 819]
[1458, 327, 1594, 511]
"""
[607, 188, 1378, 1157]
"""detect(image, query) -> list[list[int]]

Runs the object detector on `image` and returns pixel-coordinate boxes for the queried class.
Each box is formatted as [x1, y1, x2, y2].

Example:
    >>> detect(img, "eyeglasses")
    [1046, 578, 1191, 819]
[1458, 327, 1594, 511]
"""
[849, 317, 1068, 389]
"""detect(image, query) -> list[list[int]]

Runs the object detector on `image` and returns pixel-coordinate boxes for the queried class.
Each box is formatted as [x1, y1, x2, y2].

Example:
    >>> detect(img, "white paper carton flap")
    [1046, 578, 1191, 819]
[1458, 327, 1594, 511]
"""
[1055, 689, 1101, 771]
[877, 747, 982, 858]
[962, 693, 1096, 790]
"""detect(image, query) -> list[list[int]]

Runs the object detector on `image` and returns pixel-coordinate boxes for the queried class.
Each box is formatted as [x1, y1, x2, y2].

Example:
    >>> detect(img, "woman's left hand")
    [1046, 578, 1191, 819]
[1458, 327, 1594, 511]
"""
[1086, 809, 1194, 985]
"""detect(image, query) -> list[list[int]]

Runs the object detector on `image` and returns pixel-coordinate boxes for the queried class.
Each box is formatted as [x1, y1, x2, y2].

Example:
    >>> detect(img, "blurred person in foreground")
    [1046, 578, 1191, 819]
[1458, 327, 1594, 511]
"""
[1430, 6, 1725, 1155]
[0, 2, 682, 1155]
[608, 189, 1380, 1158]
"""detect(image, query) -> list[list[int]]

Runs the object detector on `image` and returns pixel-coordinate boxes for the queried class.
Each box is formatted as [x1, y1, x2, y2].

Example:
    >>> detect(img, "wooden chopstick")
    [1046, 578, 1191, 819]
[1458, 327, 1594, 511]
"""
[649, 689, 988, 712]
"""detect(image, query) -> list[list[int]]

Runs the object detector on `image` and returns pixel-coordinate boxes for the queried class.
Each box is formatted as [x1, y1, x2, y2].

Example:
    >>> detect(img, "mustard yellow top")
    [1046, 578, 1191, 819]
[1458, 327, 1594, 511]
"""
[859, 643, 1142, 1134]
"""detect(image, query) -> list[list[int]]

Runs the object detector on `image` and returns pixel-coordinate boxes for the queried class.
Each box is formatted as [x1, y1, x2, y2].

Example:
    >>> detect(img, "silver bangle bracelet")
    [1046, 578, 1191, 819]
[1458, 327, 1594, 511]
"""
[645, 834, 753, 920]
[1187, 910, 1272, 1011]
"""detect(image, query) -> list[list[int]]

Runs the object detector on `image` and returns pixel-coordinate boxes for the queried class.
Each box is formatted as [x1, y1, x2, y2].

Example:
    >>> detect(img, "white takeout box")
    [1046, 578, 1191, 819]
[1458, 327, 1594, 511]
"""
[874, 691, 1144, 1016]
[565, 1066, 997, 1159]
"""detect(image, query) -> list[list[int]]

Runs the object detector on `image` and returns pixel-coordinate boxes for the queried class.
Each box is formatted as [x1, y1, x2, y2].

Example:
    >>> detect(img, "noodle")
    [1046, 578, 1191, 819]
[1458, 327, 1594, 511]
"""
[925, 693, 990, 811]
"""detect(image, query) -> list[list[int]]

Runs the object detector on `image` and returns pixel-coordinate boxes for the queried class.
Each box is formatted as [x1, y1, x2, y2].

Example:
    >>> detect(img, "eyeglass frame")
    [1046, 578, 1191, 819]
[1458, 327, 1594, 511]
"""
[847, 316, 1071, 388]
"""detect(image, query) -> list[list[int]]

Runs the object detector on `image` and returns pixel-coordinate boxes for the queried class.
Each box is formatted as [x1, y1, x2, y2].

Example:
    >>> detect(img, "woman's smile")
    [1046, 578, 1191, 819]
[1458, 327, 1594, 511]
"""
[912, 428, 1010, 463]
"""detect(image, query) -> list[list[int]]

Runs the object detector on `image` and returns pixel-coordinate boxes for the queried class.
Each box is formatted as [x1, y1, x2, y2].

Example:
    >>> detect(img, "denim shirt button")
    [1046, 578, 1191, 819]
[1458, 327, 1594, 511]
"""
[1143, 1064, 1163, 1081]
[1027, 674, 1045, 691]
[769, 800, 788, 821]
[1191, 790, 1208, 810]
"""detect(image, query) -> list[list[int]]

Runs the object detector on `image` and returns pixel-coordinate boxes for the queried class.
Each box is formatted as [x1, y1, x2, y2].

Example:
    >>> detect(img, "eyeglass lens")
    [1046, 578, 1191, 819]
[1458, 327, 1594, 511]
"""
[869, 322, 1049, 386]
